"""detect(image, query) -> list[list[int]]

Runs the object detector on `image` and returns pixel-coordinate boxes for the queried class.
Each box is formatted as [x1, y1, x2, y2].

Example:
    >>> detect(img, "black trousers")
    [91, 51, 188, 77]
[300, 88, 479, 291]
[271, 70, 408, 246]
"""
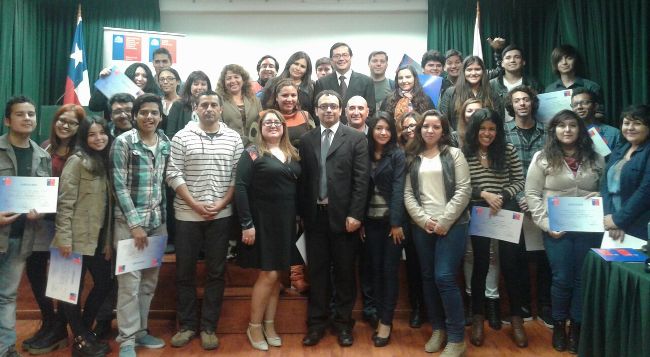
[60, 249, 113, 337]
[471, 232, 529, 317]
[175, 218, 231, 332]
[25, 251, 62, 322]
[306, 208, 359, 332]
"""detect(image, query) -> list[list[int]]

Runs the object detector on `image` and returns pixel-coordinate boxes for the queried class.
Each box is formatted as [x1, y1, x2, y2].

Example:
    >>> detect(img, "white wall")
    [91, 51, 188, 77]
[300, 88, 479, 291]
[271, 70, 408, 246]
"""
[159, 0, 428, 84]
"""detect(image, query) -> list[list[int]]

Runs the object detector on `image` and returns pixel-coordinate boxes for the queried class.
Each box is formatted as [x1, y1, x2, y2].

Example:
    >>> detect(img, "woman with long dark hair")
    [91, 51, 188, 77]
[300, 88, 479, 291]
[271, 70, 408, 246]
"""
[403, 109, 471, 356]
[89, 63, 159, 119]
[363, 112, 406, 346]
[262, 51, 315, 114]
[462, 108, 527, 348]
[525, 110, 604, 353]
[439, 56, 501, 130]
[157, 67, 181, 116]
[380, 65, 434, 122]
[52, 116, 114, 356]
[165, 70, 212, 139]
[22, 104, 83, 355]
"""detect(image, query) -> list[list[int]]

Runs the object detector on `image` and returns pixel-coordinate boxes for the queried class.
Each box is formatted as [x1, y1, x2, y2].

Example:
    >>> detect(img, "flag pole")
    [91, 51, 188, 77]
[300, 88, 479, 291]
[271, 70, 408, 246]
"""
[77, 4, 81, 18]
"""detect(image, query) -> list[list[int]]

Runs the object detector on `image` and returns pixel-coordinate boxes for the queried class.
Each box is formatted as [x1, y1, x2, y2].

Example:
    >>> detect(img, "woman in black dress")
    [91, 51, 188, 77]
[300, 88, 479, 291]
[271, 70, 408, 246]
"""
[235, 109, 301, 351]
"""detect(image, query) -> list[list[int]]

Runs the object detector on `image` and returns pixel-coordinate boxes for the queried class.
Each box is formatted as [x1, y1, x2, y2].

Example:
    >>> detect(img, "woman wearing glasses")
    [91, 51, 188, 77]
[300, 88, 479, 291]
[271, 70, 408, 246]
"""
[22, 105, 83, 355]
[157, 67, 181, 116]
[235, 110, 301, 351]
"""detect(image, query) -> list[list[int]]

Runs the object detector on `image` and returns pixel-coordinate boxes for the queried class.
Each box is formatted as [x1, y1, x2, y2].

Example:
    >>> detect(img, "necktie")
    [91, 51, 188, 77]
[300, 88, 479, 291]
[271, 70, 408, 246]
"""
[319, 128, 332, 200]
[339, 75, 347, 98]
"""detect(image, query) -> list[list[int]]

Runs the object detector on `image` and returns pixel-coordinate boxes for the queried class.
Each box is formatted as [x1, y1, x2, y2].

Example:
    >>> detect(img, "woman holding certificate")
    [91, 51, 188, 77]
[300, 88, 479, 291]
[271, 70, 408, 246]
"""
[525, 110, 604, 353]
[602, 104, 650, 241]
[52, 117, 113, 357]
[462, 108, 527, 348]
[403, 109, 471, 356]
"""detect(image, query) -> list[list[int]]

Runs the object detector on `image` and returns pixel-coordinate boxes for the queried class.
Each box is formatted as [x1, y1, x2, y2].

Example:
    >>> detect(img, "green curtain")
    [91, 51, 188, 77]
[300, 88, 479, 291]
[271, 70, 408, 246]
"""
[427, 0, 649, 125]
[0, 0, 160, 139]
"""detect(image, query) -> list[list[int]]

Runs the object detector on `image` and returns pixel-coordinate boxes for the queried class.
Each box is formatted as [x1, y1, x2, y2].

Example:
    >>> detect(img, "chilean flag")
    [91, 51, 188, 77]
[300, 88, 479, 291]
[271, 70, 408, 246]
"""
[63, 7, 90, 105]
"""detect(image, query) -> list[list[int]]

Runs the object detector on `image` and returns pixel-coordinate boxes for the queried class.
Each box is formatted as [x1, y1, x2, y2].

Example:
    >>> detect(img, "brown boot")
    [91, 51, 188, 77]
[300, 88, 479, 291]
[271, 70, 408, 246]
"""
[290, 264, 309, 293]
[470, 314, 485, 346]
[511, 316, 528, 347]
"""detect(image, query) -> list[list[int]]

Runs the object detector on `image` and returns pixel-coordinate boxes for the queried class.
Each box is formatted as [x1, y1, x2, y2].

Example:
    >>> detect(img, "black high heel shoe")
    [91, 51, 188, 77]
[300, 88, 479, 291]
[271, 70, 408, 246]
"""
[373, 323, 392, 347]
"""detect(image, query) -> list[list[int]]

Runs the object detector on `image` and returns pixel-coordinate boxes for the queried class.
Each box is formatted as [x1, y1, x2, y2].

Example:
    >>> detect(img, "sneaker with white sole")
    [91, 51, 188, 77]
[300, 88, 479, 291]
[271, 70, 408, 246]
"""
[119, 344, 136, 357]
[200, 331, 219, 350]
[135, 334, 165, 349]
[170, 329, 196, 347]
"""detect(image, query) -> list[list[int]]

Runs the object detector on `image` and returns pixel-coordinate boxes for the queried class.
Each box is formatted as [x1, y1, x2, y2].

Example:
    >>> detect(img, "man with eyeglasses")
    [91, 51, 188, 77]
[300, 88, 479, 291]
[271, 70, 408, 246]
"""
[571, 88, 621, 151]
[0, 96, 51, 357]
[108, 93, 135, 138]
[166, 91, 243, 351]
[299, 90, 369, 347]
[314, 42, 375, 124]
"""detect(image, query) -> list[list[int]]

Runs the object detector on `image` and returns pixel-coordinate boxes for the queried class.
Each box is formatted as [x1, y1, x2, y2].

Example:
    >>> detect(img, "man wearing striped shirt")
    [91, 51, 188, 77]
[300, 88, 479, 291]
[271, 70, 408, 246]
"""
[165, 91, 243, 350]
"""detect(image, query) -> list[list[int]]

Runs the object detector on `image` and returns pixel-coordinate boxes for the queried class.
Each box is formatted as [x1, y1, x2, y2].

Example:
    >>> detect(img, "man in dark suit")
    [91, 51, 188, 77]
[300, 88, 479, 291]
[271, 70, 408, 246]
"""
[314, 43, 376, 124]
[299, 90, 369, 347]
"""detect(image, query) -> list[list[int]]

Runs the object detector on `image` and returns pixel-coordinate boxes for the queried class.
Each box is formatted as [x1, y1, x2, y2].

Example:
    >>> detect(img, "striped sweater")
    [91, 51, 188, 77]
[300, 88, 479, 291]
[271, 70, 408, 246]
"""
[166, 121, 243, 221]
[466, 143, 525, 202]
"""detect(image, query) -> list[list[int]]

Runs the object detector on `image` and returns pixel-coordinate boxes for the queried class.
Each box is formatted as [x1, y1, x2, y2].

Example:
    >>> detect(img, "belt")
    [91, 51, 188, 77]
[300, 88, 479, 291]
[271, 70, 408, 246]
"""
[317, 204, 328, 211]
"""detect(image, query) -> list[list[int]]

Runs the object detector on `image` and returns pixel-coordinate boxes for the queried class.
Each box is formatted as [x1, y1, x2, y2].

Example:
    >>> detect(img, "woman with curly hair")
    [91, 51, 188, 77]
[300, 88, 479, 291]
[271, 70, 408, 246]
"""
[217, 64, 262, 147]
[525, 110, 604, 353]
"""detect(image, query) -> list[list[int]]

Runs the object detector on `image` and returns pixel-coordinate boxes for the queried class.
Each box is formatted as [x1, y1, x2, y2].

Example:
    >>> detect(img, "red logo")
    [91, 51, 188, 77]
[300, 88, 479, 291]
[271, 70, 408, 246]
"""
[118, 265, 125, 273]
[151, 258, 158, 265]
[2, 177, 11, 186]
[592, 199, 600, 206]
[476, 207, 484, 215]
[46, 178, 56, 186]
[72, 257, 81, 265]
[552, 197, 560, 206]
[513, 213, 522, 220]
[69, 293, 77, 301]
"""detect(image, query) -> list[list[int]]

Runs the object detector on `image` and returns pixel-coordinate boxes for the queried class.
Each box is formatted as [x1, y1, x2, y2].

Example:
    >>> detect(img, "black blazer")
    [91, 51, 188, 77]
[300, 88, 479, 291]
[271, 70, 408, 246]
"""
[298, 124, 370, 233]
[314, 71, 376, 124]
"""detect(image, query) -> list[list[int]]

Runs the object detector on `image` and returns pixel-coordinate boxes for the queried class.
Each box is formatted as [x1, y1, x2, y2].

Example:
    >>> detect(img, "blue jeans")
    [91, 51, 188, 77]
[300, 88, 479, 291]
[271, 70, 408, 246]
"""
[363, 219, 402, 325]
[543, 231, 601, 323]
[412, 223, 467, 343]
[0, 239, 28, 355]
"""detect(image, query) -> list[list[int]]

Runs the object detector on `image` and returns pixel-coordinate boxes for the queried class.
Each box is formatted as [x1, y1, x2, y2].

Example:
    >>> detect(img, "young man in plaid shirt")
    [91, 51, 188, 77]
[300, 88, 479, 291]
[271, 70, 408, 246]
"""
[110, 93, 171, 357]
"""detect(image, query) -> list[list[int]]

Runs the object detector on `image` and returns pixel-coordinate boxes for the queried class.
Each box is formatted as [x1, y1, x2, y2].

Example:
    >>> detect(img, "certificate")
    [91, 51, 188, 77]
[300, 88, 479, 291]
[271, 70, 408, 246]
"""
[600, 232, 646, 249]
[115, 235, 167, 275]
[588, 127, 612, 157]
[0, 176, 59, 213]
[45, 248, 82, 304]
[468, 207, 524, 243]
[547, 196, 604, 232]
[94, 66, 143, 99]
[592, 248, 647, 262]
[536, 89, 573, 124]
[296, 232, 307, 265]
[523, 215, 544, 251]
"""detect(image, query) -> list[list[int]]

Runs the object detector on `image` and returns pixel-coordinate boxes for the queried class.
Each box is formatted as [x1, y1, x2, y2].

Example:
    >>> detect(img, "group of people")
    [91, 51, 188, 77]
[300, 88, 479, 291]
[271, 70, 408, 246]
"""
[0, 39, 648, 357]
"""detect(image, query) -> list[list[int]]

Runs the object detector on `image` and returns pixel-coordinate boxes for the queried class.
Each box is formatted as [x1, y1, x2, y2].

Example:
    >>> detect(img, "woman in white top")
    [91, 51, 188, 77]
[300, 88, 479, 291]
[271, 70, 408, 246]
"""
[403, 109, 471, 357]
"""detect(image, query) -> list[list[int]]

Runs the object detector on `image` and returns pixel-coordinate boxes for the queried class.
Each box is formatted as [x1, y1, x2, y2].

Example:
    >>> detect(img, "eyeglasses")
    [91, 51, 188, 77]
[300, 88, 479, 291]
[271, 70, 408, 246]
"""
[111, 110, 131, 117]
[332, 53, 350, 60]
[571, 99, 593, 108]
[262, 121, 283, 128]
[318, 103, 339, 111]
[159, 76, 176, 83]
[56, 118, 79, 128]
[403, 124, 417, 131]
